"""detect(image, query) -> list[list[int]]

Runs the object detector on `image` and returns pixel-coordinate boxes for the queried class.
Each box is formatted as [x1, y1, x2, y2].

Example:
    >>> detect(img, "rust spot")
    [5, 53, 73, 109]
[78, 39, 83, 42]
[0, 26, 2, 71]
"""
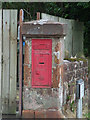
[24, 42, 31, 86]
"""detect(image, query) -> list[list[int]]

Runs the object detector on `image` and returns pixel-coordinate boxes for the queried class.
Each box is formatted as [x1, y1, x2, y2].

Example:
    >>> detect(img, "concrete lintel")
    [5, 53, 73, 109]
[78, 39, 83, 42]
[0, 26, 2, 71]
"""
[22, 21, 67, 37]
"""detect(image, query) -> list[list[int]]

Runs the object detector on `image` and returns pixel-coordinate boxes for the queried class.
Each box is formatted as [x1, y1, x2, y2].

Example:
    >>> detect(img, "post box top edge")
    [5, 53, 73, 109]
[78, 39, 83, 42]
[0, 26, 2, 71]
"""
[22, 19, 67, 37]
[23, 19, 67, 26]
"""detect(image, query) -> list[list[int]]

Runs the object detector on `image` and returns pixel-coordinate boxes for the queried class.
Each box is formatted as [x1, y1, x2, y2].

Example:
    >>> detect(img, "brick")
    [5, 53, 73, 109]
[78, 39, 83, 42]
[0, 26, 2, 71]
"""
[24, 65, 31, 86]
[52, 68, 58, 88]
[22, 110, 34, 118]
[24, 42, 30, 64]
[24, 41, 31, 86]
[34, 110, 64, 118]
[46, 110, 64, 118]
[35, 110, 46, 118]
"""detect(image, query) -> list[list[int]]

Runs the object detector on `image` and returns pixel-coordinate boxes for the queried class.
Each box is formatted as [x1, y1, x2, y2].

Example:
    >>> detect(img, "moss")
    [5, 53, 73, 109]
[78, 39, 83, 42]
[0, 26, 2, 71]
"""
[67, 95, 71, 101]
[71, 82, 75, 86]
[76, 58, 87, 62]
[64, 58, 76, 62]
[64, 57, 87, 62]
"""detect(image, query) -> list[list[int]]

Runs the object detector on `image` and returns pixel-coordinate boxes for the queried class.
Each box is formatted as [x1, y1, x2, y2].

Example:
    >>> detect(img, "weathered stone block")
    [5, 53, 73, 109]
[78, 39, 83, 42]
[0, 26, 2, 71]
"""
[73, 62, 79, 70]
[24, 65, 31, 86]
[63, 64, 68, 72]
[79, 61, 83, 68]
[23, 87, 62, 110]
[83, 61, 88, 67]
[76, 69, 81, 78]
[85, 68, 88, 74]
[69, 62, 74, 71]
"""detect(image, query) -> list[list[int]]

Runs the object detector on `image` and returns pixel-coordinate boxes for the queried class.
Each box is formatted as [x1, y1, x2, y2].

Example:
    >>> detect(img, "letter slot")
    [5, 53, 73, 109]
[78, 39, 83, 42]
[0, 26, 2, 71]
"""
[39, 62, 44, 64]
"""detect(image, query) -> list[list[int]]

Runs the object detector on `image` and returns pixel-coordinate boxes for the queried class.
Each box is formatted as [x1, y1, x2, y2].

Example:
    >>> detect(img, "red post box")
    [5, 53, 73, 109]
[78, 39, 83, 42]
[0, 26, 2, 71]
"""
[32, 39, 52, 88]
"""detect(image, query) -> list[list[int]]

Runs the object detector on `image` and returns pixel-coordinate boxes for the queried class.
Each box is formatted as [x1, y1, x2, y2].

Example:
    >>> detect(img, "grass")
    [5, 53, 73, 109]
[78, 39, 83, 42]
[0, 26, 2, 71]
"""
[83, 112, 90, 119]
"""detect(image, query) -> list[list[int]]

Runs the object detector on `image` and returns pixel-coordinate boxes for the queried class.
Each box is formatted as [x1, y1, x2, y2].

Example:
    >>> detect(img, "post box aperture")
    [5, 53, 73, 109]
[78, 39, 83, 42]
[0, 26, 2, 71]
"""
[32, 39, 52, 88]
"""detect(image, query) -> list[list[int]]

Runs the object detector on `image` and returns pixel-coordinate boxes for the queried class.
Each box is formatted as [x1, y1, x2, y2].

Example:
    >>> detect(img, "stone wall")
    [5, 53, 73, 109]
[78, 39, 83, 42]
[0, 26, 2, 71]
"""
[62, 59, 88, 112]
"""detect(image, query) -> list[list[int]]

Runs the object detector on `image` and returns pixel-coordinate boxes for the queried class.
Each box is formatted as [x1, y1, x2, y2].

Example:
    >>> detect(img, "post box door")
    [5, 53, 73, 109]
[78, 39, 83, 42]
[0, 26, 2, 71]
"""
[32, 39, 52, 88]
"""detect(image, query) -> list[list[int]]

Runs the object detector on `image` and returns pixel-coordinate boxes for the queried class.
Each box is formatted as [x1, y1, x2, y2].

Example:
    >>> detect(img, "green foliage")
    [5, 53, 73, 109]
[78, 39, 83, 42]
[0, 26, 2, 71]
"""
[2, 2, 90, 56]
[67, 95, 71, 101]
[2, 2, 90, 22]
[70, 100, 76, 113]
[83, 112, 90, 119]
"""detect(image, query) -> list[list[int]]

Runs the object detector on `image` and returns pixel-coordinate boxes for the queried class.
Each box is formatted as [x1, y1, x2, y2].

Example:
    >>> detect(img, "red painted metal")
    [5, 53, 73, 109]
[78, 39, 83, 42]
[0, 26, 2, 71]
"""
[19, 9, 23, 116]
[32, 39, 52, 88]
